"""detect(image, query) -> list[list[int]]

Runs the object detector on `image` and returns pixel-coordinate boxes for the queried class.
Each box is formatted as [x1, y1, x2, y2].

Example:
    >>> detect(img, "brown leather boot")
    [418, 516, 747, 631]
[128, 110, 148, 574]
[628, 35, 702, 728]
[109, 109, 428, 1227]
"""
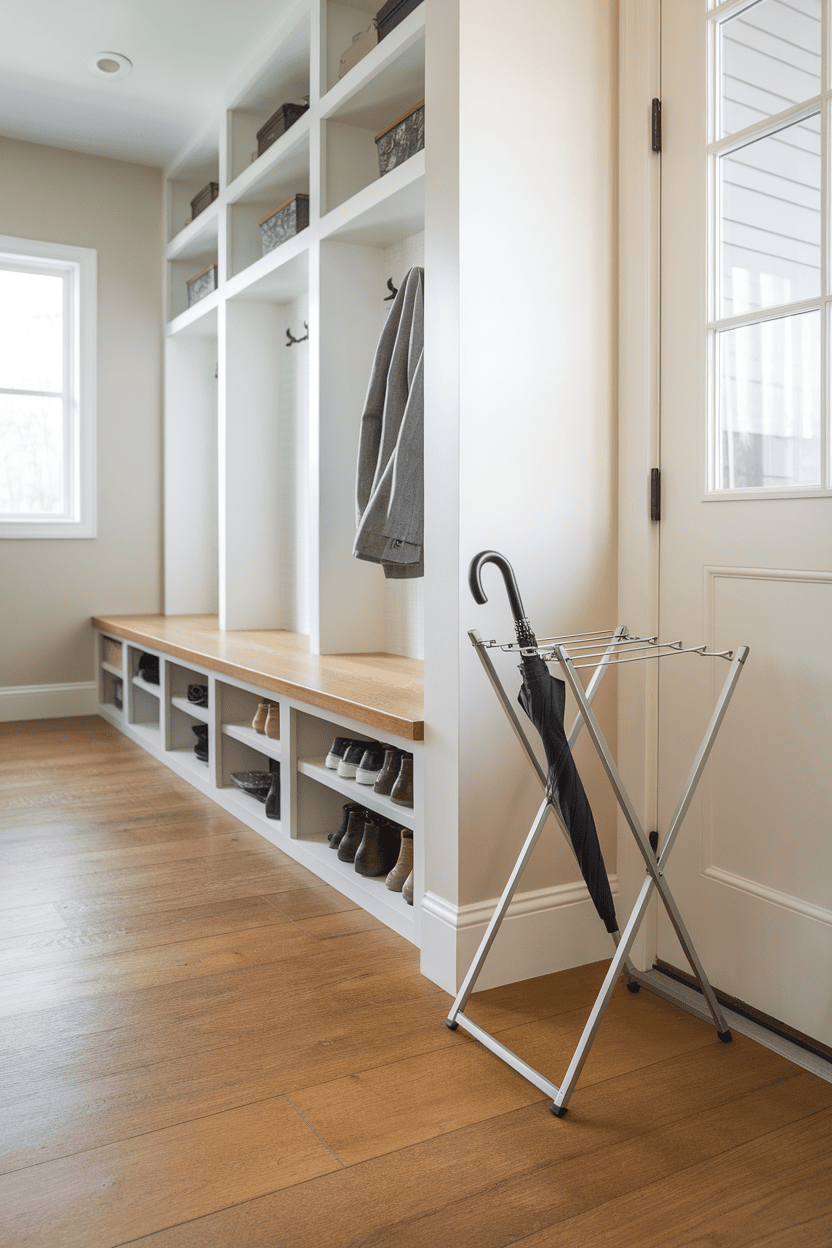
[355, 820, 400, 877]
[265, 703, 280, 738]
[390, 755, 413, 808]
[373, 747, 402, 796]
[252, 702, 269, 734]
[386, 829, 413, 891]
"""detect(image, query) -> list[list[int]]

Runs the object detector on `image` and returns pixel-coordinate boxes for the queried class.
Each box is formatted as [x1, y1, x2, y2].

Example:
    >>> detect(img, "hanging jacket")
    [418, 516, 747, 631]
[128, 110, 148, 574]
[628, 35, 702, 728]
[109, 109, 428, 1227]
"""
[353, 266, 424, 579]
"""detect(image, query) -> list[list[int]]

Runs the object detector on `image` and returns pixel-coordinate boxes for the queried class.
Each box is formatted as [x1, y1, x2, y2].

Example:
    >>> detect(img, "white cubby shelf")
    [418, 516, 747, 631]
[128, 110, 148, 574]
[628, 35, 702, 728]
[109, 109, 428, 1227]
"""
[94, 619, 423, 947]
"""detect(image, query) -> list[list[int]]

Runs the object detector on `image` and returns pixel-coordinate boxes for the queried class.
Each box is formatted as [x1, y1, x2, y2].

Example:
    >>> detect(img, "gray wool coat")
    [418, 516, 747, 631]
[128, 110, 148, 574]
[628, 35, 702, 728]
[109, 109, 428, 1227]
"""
[353, 266, 424, 579]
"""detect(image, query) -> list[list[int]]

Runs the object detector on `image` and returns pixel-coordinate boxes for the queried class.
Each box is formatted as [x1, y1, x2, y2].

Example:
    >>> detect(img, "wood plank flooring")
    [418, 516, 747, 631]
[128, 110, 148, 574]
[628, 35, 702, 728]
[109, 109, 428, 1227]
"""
[1, 717, 830, 1247]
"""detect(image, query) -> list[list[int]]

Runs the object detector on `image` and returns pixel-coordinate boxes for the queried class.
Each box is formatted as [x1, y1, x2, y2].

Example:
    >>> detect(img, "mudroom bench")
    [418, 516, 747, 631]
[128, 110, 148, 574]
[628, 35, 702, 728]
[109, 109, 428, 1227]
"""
[92, 615, 424, 944]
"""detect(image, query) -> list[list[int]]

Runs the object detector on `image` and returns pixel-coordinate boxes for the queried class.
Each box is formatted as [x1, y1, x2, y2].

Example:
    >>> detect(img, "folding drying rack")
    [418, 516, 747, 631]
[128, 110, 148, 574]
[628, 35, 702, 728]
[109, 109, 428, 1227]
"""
[445, 551, 749, 1117]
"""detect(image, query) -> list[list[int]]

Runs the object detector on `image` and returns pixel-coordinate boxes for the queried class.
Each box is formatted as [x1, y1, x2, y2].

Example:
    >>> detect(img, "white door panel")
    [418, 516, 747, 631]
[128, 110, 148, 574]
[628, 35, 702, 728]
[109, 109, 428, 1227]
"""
[659, 0, 832, 1045]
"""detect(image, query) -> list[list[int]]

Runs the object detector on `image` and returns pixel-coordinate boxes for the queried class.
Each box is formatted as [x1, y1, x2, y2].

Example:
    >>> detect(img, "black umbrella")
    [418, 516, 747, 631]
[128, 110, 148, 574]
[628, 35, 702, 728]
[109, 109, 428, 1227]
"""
[470, 551, 618, 935]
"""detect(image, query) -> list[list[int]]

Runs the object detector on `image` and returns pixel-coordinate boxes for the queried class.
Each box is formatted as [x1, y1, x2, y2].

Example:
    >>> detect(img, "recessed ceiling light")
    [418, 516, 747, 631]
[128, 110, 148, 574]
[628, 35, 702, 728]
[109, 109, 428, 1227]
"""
[89, 52, 132, 80]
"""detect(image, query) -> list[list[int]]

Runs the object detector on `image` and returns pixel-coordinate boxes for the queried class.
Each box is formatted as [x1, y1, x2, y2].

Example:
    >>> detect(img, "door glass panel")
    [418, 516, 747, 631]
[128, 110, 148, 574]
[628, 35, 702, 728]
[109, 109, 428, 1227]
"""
[0, 393, 65, 514]
[717, 310, 820, 489]
[720, 0, 821, 139]
[720, 115, 820, 317]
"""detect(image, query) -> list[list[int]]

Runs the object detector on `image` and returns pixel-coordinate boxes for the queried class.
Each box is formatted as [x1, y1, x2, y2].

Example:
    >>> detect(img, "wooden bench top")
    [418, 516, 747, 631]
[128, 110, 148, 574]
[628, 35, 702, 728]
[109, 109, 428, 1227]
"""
[92, 615, 424, 741]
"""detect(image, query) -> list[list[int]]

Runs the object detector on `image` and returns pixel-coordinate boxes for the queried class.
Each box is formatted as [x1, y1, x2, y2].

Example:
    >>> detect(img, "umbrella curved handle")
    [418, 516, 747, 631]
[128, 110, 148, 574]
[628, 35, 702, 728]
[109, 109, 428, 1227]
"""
[468, 551, 537, 648]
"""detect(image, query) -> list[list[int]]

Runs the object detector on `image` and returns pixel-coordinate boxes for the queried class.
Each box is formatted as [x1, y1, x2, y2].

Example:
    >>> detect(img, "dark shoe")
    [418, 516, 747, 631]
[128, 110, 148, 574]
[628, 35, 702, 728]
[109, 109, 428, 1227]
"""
[355, 744, 386, 785]
[355, 820, 400, 877]
[402, 869, 414, 905]
[229, 770, 272, 801]
[192, 723, 208, 762]
[373, 747, 403, 796]
[338, 740, 378, 779]
[265, 770, 280, 819]
[386, 829, 413, 891]
[326, 736, 355, 769]
[390, 755, 414, 808]
[188, 684, 208, 707]
[337, 809, 367, 862]
[329, 801, 364, 848]
[137, 653, 159, 684]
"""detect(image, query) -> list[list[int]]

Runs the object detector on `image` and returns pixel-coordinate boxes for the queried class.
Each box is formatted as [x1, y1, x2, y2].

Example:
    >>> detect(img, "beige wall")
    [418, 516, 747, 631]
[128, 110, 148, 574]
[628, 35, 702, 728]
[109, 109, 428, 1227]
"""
[0, 136, 163, 689]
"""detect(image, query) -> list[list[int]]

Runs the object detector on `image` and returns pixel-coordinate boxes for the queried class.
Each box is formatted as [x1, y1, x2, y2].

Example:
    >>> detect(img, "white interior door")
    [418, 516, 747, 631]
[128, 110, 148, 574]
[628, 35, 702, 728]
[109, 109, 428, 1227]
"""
[658, 0, 832, 1047]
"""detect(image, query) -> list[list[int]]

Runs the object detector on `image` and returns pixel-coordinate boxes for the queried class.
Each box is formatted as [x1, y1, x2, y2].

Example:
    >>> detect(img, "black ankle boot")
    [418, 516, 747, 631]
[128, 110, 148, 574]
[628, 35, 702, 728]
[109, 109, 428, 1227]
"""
[329, 801, 363, 848]
[337, 810, 367, 862]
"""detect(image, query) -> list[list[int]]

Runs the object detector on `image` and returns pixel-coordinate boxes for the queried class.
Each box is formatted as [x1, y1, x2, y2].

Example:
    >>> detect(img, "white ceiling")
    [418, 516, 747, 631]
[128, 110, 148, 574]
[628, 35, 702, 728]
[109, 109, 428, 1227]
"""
[0, 0, 298, 169]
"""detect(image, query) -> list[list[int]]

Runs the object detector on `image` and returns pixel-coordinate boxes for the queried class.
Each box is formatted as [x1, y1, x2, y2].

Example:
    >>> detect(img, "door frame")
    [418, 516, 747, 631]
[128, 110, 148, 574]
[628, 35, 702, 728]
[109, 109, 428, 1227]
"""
[617, 0, 662, 970]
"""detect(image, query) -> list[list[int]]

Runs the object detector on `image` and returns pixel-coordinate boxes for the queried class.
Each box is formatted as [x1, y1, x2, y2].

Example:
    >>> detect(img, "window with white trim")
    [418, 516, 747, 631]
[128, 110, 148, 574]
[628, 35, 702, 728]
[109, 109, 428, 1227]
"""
[0, 236, 96, 536]
[708, 0, 825, 493]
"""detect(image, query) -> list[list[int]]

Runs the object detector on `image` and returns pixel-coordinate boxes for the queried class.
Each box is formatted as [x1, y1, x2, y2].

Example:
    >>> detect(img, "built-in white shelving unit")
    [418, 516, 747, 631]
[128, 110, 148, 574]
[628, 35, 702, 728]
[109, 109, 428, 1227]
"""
[163, 0, 426, 658]
[94, 629, 422, 945]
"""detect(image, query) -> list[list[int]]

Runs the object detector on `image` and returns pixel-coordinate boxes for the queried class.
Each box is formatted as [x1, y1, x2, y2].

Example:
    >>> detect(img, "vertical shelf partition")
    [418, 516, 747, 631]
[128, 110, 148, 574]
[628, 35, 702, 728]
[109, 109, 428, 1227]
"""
[163, 0, 426, 657]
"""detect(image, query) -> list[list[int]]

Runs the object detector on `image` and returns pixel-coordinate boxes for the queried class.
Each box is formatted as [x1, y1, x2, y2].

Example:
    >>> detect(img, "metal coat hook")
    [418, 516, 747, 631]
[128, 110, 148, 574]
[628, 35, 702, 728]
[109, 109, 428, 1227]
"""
[384, 278, 398, 301]
[286, 322, 308, 346]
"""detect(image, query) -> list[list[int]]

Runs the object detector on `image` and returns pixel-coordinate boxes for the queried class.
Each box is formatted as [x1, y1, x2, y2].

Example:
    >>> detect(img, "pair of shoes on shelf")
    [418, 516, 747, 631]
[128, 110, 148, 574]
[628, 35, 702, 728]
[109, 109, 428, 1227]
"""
[332, 805, 404, 878]
[192, 723, 208, 762]
[374, 748, 414, 808]
[252, 702, 279, 739]
[325, 737, 385, 783]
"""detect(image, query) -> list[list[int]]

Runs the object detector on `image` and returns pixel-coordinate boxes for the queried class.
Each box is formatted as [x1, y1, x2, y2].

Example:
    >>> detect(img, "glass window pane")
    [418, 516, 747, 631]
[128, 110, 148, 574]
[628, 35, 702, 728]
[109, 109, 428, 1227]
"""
[720, 0, 821, 138]
[720, 115, 820, 317]
[0, 268, 64, 393]
[0, 394, 65, 515]
[717, 311, 820, 490]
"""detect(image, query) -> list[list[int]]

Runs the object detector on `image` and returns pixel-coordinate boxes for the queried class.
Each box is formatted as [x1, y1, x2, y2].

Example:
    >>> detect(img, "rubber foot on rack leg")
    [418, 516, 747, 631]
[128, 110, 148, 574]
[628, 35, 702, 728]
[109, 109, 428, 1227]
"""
[550, 1103, 568, 1118]
[445, 1018, 459, 1031]
[718, 1029, 733, 1044]
[626, 981, 641, 994]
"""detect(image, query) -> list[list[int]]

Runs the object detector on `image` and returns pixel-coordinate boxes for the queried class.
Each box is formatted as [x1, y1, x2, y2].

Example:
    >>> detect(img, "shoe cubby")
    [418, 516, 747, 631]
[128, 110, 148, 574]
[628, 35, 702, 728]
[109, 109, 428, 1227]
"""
[219, 732, 282, 831]
[125, 646, 162, 748]
[219, 682, 282, 763]
[100, 668, 124, 716]
[168, 703, 211, 777]
[295, 710, 415, 829]
[167, 661, 210, 721]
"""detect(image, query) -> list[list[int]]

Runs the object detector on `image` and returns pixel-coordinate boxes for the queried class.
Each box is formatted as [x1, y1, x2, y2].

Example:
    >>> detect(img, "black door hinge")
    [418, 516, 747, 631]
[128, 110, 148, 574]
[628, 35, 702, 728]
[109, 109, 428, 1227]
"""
[652, 98, 661, 152]
[650, 468, 661, 522]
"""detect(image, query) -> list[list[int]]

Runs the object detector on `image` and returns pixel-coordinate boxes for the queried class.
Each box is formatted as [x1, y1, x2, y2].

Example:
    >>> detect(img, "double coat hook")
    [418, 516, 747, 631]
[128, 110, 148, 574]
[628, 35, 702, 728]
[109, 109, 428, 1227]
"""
[286, 321, 308, 346]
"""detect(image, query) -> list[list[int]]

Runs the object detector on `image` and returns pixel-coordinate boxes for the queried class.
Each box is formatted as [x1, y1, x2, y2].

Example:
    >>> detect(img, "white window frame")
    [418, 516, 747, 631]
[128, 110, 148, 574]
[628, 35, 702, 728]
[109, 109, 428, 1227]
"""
[0, 234, 97, 538]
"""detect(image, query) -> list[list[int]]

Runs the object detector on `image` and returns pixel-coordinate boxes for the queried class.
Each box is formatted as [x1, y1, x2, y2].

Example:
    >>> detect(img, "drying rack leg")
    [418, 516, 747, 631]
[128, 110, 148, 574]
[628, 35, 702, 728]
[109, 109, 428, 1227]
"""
[555, 646, 748, 1041]
[447, 797, 551, 1026]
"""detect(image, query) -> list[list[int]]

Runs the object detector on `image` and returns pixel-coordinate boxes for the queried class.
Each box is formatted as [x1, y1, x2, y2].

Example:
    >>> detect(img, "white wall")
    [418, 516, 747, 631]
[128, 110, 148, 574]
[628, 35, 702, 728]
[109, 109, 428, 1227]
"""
[423, 0, 619, 990]
[0, 137, 163, 715]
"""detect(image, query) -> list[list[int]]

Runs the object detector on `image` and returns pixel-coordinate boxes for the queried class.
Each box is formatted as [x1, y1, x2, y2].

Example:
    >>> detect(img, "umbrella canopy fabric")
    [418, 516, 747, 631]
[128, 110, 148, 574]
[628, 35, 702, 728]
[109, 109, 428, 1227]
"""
[518, 655, 618, 934]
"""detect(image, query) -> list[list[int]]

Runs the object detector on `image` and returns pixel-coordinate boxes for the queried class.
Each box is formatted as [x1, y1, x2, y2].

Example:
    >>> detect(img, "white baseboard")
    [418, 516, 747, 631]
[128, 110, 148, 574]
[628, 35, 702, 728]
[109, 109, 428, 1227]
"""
[420, 878, 619, 995]
[0, 682, 98, 722]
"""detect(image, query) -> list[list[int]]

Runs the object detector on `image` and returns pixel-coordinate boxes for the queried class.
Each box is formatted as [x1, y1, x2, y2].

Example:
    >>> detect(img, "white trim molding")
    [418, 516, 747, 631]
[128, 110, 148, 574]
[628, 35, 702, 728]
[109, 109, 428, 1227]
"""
[703, 865, 832, 928]
[420, 878, 620, 995]
[0, 682, 98, 721]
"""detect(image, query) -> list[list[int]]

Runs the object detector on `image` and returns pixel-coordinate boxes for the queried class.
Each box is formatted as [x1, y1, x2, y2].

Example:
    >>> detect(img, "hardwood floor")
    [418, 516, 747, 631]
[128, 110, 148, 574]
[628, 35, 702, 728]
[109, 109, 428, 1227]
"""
[1, 717, 830, 1247]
